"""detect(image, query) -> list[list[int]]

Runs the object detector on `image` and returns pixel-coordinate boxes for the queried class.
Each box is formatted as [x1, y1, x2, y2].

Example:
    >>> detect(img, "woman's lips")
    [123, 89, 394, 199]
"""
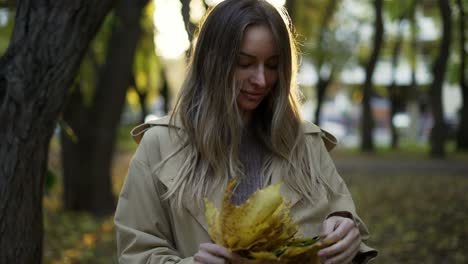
[241, 90, 266, 100]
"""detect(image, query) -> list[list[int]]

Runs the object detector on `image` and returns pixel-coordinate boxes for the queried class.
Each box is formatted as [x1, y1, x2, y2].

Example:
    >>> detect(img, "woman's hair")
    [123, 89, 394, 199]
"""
[165, 0, 328, 207]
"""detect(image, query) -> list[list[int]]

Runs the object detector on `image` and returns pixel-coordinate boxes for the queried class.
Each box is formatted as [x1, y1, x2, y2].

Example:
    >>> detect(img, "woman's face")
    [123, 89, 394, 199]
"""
[235, 25, 279, 119]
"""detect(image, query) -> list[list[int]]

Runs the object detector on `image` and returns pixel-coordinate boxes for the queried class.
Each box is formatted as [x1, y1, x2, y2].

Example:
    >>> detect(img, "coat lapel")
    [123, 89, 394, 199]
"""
[154, 144, 218, 233]
[267, 121, 336, 208]
[268, 159, 302, 208]
[132, 115, 213, 233]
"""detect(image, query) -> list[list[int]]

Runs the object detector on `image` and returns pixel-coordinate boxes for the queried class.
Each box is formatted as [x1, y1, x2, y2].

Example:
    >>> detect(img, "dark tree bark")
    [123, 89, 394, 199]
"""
[429, 0, 452, 158]
[203, 1, 209, 11]
[131, 73, 149, 124]
[361, 0, 384, 152]
[61, 0, 150, 216]
[0, 0, 114, 262]
[180, 0, 196, 60]
[409, 0, 419, 100]
[160, 69, 170, 114]
[388, 15, 405, 149]
[456, 0, 468, 151]
[314, 69, 334, 125]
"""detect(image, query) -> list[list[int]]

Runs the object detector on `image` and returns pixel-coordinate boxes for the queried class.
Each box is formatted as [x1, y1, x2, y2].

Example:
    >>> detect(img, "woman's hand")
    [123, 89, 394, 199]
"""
[317, 216, 361, 264]
[194, 243, 243, 264]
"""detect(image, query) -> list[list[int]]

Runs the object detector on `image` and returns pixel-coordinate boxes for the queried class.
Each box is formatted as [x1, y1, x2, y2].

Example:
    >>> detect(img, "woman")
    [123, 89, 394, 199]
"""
[115, 0, 377, 263]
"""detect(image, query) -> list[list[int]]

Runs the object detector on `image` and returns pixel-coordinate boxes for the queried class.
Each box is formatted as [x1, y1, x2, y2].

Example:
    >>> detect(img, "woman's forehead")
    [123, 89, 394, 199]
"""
[240, 25, 279, 56]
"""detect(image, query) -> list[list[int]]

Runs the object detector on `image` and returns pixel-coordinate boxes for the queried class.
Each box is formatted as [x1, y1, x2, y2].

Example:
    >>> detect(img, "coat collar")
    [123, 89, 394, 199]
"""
[130, 115, 177, 144]
[130, 114, 337, 151]
[130, 114, 337, 233]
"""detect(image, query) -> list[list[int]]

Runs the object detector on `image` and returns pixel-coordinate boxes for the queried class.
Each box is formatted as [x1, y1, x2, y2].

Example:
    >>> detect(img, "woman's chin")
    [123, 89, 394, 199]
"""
[237, 96, 264, 112]
[238, 102, 261, 113]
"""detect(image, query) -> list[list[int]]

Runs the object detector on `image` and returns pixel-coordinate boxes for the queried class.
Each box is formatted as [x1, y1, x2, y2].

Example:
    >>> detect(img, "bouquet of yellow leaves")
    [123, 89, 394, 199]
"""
[204, 179, 334, 264]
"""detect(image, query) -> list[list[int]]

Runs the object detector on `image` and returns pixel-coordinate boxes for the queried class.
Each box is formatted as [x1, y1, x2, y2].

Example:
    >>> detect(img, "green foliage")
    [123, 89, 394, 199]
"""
[447, 60, 461, 84]
[0, 8, 15, 55]
[445, 1, 467, 85]
[385, 0, 414, 21]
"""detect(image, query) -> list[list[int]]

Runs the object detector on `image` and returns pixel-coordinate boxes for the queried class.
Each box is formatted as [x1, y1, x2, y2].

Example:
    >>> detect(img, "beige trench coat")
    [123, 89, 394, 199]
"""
[114, 116, 377, 263]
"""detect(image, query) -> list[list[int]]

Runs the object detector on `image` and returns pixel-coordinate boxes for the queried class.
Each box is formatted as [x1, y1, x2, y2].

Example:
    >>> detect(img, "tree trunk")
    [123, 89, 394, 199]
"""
[203, 1, 209, 11]
[361, 0, 384, 152]
[61, 87, 86, 208]
[313, 0, 338, 126]
[429, 0, 452, 158]
[160, 69, 170, 114]
[131, 73, 149, 124]
[61, 0, 150, 216]
[388, 16, 404, 149]
[456, 0, 468, 151]
[180, 0, 196, 43]
[0, 0, 114, 262]
[314, 71, 334, 125]
[407, 0, 420, 142]
[180, 0, 195, 59]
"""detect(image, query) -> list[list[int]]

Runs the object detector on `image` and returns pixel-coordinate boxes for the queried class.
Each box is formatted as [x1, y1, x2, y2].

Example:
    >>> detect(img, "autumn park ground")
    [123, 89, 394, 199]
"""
[43, 128, 468, 264]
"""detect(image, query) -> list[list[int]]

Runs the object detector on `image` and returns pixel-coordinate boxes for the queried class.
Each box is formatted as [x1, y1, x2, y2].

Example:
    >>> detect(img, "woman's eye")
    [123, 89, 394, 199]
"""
[237, 62, 252, 68]
[266, 64, 278, 70]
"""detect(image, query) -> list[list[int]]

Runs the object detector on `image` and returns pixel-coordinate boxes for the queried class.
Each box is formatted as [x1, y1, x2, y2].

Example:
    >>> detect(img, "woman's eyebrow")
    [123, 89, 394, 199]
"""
[239, 52, 255, 58]
[239, 52, 279, 60]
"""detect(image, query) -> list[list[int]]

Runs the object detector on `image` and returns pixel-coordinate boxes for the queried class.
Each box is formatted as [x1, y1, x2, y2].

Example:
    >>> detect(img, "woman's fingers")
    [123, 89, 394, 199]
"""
[194, 249, 226, 264]
[321, 235, 361, 264]
[321, 216, 354, 242]
[321, 224, 359, 255]
[195, 243, 243, 264]
[318, 216, 361, 264]
[320, 216, 338, 238]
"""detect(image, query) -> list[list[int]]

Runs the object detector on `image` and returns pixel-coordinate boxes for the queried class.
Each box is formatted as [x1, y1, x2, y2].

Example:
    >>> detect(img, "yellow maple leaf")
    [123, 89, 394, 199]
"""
[205, 179, 335, 263]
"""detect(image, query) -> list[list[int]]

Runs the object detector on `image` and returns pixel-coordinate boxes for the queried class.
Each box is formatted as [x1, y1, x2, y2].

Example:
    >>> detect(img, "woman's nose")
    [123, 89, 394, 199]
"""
[250, 66, 266, 87]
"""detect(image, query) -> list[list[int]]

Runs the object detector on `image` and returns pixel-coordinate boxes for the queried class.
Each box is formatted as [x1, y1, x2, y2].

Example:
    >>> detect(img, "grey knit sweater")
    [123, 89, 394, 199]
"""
[231, 127, 268, 205]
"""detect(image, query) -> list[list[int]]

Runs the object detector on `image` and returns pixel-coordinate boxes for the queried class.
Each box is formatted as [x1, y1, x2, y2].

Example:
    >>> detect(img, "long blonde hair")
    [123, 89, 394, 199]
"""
[165, 0, 327, 207]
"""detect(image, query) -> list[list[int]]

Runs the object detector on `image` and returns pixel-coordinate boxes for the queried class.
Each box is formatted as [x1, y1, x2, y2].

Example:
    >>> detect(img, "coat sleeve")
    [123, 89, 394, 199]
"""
[114, 132, 193, 264]
[317, 135, 378, 263]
